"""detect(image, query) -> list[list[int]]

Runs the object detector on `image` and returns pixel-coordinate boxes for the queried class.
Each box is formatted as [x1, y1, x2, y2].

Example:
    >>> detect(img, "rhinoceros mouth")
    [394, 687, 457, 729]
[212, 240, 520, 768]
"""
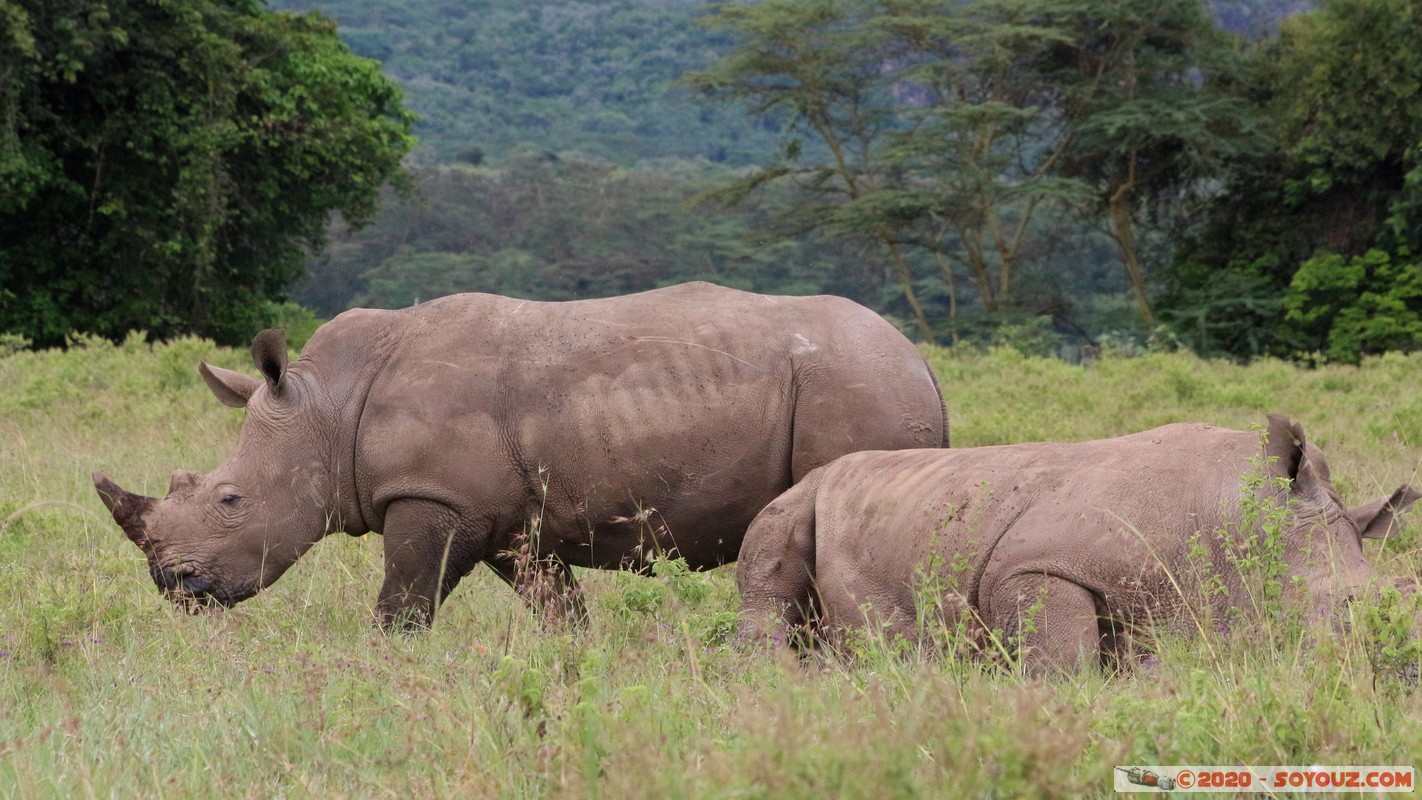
[157, 570, 230, 611]
[167, 589, 227, 613]
[151, 563, 256, 611]
[163, 582, 257, 612]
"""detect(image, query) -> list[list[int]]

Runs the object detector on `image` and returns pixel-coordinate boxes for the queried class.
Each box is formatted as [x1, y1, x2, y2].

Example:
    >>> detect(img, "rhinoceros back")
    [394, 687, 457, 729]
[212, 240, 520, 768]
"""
[337, 283, 947, 570]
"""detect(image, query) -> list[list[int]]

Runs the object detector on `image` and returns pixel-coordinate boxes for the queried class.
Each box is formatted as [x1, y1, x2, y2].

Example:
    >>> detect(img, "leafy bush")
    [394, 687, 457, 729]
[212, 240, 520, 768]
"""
[1283, 249, 1422, 363]
[0, 333, 31, 357]
[1, 0, 413, 348]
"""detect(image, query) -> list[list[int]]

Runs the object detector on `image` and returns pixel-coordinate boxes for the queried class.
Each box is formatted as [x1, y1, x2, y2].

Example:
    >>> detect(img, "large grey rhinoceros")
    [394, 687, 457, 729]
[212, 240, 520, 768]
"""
[737, 415, 1418, 672]
[94, 282, 949, 627]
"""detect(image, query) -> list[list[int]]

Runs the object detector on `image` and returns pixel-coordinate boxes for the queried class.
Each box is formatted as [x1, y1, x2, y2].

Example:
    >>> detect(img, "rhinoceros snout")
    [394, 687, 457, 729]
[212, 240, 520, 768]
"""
[155, 564, 213, 597]
[156, 566, 252, 610]
[151, 561, 219, 608]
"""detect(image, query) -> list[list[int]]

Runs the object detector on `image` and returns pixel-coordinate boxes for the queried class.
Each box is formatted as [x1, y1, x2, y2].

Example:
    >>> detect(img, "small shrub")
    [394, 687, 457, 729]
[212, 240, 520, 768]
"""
[988, 315, 1065, 358]
[1225, 452, 1294, 620]
[610, 572, 666, 617]
[269, 302, 326, 352]
[652, 556, 713, 605]
[493, 655, 550, 720]
[156, 338, 217, 391]
[691, 609, 741, 647]
[1356, 586, 1422, 695]
[0, 333, 31, 356]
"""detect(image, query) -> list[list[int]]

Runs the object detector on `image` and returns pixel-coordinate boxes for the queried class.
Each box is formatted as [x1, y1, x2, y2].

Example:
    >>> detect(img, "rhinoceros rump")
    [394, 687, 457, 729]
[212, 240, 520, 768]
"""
[94, 283, 949, 627]
[737, 415, 1417, 672]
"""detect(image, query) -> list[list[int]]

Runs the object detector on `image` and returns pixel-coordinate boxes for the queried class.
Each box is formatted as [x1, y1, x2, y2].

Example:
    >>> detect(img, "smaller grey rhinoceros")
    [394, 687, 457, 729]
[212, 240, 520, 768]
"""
[737, 415, 1418, 672]
[94, 282, 949, 627]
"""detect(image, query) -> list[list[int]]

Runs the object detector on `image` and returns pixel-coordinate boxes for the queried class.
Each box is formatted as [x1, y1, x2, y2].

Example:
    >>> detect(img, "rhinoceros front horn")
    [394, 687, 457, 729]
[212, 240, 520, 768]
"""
[92, 471, 156, 549]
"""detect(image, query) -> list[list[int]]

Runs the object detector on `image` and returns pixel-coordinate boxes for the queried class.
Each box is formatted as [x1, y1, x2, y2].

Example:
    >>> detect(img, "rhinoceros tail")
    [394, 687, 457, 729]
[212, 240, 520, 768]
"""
[923, 357, 950, 448]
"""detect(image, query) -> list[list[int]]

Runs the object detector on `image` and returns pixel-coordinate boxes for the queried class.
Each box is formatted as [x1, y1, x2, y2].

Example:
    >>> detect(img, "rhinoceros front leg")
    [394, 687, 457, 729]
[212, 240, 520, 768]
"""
[484, 554, 589, 626]
[377, 499, 486, 630]
[984, 573, 1103, 674]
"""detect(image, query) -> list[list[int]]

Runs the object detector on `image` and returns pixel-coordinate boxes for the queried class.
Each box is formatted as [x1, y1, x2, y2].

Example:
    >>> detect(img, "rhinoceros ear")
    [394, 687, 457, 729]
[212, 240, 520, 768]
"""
[1265, 414, 1305, 479]
[1264, 413, 1329, 499]
[1352, 485, 1421, 540]
[199, 361, 261, 408]
[251, 328, 288, 394]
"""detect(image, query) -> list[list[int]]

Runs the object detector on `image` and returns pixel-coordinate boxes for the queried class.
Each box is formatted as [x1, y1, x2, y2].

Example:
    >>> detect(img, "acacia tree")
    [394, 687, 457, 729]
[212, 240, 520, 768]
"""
[0, 0, 415, 347]
[1035, 0, 1260, 323]
[691, 0, 1076, 339]
[689, 0, 938, 341]
[867, 0, 1089, 317]
[693, 0, 1254, 339]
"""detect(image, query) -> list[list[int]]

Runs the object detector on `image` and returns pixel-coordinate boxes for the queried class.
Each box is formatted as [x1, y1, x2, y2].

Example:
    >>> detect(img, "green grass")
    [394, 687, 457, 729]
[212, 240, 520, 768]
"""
[2, 337, 1420, 798]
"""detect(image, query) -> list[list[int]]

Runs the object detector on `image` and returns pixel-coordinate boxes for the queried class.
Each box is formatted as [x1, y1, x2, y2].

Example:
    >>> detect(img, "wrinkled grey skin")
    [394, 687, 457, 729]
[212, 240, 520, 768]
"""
[737, 415, 1418, 672]
[94, 283, 949, 627]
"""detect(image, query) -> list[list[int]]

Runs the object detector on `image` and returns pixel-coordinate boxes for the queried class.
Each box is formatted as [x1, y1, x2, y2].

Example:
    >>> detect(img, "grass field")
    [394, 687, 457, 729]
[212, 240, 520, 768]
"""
[2, 334, 1420, 798]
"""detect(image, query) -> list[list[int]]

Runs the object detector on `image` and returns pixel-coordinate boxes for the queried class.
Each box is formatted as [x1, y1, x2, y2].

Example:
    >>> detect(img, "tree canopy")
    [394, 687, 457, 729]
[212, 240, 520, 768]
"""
[0, 0, 415, 347]
[690, 0, 1255, 343]
[269, 0, 787, 165]
[1162, 0, 1422, 361]
[284, 0, 1353, 357]
[12, 0, 1415, 363]
[257, 0, 1311, 166]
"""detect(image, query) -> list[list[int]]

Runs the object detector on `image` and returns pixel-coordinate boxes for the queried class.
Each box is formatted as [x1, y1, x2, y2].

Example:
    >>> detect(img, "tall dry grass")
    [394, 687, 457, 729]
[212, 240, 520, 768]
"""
[1, 336, 1419, 798]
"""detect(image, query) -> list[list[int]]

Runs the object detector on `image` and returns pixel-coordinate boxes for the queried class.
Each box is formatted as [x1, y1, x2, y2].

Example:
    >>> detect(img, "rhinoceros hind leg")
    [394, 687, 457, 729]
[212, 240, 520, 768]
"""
[376, 499, 486, 630]
[788, 354, 946, 480]
[986, 573, 1103, 674]
[485, 554, 589, 626]
[737, 472, 823, 646]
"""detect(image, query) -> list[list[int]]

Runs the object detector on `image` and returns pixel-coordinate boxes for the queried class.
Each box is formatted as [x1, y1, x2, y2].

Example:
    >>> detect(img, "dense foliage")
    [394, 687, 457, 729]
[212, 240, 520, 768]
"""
[0, 0, 414, 347]
[296, 153, 888, 317]
[269, 0, 786, 165]
[688, 0, 1261, 343]
[1162, 0, 1422, 362]
[8, 0, 1418, 362]
[277, 0, 1419, 363]
[261, 0, 1307, 165]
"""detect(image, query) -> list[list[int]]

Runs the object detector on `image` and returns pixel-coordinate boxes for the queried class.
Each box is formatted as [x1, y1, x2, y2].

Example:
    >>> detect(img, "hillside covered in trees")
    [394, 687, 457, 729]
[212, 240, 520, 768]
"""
[7, 0, 1419, 363]
[269, 0, 1313, 166]
[274, 0, 1422, 363]
[268, 0, 786, 165]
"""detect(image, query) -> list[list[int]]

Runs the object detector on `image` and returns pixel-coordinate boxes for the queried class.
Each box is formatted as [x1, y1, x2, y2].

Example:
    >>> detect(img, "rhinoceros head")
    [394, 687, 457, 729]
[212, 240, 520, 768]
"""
[94, 329, 336, 610]
[1261, 414, 1419, 615]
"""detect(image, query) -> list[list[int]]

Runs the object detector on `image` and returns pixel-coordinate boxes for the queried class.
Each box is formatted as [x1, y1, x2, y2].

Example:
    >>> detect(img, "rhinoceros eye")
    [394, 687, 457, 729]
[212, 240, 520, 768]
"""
[220, 493, 242, 507]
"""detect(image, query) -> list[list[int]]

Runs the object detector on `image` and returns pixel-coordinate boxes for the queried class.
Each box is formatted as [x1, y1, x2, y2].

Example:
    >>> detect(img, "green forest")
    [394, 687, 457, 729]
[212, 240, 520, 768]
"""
[4, 0, 1422, 362]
